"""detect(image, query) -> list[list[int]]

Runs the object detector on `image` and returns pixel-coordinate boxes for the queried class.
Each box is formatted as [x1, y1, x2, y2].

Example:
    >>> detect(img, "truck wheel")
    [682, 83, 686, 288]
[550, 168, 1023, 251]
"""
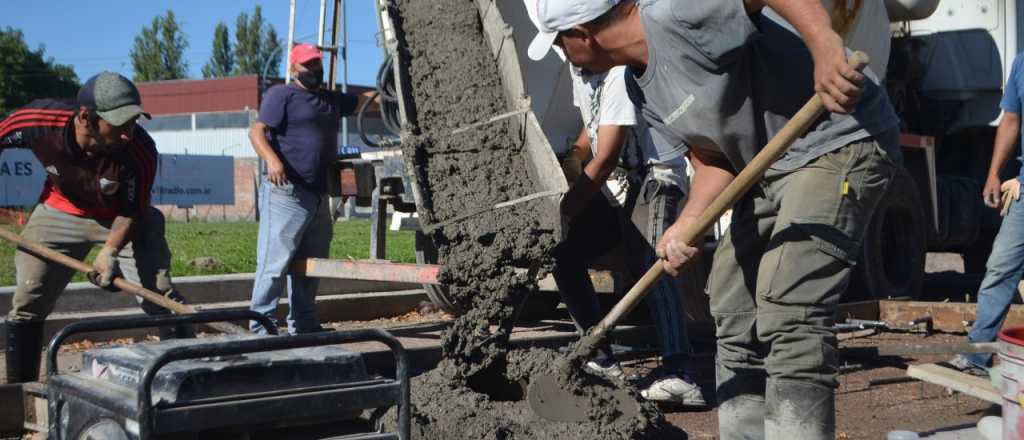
[414, 230, 465, 315]
[856, 170, 927, 300]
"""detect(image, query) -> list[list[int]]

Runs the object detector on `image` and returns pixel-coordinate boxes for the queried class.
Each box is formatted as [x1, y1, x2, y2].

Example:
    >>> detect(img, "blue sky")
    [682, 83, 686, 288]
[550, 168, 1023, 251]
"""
[0, 0, 385, 87]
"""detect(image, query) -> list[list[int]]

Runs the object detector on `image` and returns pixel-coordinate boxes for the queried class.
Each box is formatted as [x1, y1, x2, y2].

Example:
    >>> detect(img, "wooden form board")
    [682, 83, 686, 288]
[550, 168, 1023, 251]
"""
[906, 363, 1001, 404]
[881, 301, 1024, 333]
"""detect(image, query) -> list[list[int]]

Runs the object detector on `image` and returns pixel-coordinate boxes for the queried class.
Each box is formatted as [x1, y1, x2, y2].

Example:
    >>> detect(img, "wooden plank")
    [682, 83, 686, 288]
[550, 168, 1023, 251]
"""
[835, 299, 880, 321]
[880, 300, 1024, 332]
[293, 259, 441, 285]
[906, 363, 1001, 404]
[843, 342, 998, 358]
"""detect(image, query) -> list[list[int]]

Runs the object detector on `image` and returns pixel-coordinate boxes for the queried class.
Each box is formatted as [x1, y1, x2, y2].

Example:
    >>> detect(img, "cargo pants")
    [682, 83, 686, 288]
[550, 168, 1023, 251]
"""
[10, 204, 185, 322]
[710, 139, 896, 438]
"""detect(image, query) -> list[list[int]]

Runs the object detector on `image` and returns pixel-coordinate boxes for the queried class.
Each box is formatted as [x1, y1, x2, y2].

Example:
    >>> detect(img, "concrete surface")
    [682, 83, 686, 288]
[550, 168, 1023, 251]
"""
[0, 273, 420, 316]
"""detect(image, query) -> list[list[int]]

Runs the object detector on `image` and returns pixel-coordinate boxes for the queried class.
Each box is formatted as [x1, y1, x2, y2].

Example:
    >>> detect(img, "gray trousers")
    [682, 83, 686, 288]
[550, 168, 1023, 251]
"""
[10, 204, 184, 322]
[553, 175, 692, 366]
[711, 140, 895, 438]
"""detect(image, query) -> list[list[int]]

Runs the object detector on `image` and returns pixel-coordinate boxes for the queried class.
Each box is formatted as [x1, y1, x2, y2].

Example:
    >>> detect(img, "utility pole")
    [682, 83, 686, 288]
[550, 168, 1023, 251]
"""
[286, 0, 296, 83]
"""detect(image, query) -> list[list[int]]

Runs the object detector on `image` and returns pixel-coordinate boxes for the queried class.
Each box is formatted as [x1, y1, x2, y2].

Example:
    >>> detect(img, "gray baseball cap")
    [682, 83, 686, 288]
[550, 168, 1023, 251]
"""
[77, 71, 151, 126]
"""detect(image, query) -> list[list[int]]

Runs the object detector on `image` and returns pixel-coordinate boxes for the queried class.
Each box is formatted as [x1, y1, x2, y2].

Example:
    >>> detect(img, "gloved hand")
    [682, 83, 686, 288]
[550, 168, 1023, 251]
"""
[560, 156, 583, 185]
[1001, 178, 1021, 217]
[90, 246, 120, 289]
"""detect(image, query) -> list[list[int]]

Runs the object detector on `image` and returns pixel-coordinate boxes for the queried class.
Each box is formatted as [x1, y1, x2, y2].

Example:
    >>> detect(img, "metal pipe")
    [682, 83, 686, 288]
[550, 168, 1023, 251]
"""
[318, 0, 328, 46]
[328, 0, 341, 91]
[341, 0, 349, 146]
[286, 0, 297, 84]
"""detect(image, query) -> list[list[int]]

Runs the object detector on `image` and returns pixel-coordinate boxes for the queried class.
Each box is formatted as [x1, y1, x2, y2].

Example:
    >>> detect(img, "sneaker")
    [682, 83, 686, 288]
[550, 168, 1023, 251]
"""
[944, 354, 988, 377]
[585, 360, 625, 380]
[641, 373, 707, 407]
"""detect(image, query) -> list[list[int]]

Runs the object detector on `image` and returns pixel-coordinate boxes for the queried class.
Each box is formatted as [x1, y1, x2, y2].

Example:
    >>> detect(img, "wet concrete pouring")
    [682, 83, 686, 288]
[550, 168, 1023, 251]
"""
[389, 0, 680, 438]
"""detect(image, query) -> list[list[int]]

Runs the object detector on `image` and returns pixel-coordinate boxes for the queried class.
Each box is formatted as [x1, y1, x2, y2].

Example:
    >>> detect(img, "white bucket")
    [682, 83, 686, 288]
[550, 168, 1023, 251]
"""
[998, 327, 1024, 439]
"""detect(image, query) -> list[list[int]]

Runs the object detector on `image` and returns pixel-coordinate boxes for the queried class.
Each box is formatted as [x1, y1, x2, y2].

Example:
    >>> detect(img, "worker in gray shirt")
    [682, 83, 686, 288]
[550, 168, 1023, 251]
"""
[527, 0, 900, 438]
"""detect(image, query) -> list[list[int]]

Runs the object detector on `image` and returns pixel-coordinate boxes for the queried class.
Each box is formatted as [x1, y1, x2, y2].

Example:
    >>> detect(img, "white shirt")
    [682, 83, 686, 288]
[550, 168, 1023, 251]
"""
[569, 66, 688, 194]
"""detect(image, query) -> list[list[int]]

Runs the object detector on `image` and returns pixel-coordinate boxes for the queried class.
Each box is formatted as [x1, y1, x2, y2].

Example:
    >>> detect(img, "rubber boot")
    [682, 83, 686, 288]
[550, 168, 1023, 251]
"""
[716, 363, 766, 440]
[764, 379, 835, 440]
[4, 320, 44, 384]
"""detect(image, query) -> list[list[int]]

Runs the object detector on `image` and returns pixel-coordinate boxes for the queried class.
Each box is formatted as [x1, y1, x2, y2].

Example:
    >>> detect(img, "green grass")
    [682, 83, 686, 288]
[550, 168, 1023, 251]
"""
[0, 220, 416, 286]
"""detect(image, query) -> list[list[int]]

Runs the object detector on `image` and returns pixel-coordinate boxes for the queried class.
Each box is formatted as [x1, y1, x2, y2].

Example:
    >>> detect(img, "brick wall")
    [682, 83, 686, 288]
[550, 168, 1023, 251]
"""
[156, 158, 259, 222]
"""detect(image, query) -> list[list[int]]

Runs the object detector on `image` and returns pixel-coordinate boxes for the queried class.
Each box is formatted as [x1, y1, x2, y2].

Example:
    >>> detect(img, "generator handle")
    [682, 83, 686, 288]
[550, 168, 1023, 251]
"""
[46, 310, 278, 376]
[136, 328, 411, 440]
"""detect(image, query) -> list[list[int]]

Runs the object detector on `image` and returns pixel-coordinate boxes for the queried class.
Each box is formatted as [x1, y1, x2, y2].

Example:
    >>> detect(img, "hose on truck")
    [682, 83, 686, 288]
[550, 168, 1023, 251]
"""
[357, 54, 402, 148]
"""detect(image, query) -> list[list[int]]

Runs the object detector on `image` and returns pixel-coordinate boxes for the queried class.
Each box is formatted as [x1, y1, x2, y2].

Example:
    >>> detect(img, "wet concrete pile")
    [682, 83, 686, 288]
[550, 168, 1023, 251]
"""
[389, 0, 681, 438]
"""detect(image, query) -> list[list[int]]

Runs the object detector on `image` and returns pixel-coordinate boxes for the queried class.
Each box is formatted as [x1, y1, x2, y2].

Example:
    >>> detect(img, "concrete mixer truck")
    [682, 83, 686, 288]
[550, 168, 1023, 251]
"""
[361, 0, 1022, 313]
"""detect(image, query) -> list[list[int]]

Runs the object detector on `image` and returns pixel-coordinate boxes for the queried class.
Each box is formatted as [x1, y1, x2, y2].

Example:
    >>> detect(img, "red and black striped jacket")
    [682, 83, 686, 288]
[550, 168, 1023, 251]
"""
[0, 99, 157, 219]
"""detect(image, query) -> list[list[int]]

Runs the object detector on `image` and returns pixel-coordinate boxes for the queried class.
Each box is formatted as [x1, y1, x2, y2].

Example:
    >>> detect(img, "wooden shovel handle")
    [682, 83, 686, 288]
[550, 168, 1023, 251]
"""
[0, 227, 246, 335]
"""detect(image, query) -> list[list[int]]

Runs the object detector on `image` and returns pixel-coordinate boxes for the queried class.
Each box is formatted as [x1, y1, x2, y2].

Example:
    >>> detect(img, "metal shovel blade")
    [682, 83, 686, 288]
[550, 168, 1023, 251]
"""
[527, 373, 638, 423]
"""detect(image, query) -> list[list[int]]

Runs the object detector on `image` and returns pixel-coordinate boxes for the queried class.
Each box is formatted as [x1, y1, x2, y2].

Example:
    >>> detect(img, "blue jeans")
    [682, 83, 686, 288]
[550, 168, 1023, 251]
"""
[249, 179, 333, 334]
[964, 196, 1024, 368]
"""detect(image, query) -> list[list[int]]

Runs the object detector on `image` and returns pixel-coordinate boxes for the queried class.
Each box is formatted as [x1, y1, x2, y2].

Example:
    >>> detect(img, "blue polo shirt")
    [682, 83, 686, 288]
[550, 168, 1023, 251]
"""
[258, 83, 358, 192]
[1001, 53, 1024, 180]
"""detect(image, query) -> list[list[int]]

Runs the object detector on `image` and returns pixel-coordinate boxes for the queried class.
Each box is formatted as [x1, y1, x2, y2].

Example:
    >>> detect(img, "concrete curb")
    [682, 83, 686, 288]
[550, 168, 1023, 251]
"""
[0, 273, 419, 317]
[0, 290, 429, 350]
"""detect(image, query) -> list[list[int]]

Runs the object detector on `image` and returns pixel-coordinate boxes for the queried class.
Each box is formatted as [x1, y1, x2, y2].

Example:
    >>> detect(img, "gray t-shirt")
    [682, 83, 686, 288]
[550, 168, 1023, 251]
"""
[625, 0, 899, 173]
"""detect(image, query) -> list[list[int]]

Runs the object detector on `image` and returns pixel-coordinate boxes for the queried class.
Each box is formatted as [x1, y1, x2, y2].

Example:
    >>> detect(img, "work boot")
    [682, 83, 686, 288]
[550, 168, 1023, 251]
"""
[718, 393, 766, 440]
[717, 362, 766, 440]
[764, 379, 835, 440]
[4, 320, 44, 384]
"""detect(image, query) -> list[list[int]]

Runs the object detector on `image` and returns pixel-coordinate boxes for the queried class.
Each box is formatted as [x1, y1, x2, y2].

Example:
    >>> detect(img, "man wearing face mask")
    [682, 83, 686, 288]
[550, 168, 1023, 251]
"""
[1, 72, 191, 384]
[248, 44, 377, 334]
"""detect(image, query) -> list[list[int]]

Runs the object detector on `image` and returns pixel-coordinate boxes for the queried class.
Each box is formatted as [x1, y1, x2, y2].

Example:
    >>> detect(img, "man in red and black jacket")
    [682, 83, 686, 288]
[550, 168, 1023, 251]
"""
[0, 72, 190, 384]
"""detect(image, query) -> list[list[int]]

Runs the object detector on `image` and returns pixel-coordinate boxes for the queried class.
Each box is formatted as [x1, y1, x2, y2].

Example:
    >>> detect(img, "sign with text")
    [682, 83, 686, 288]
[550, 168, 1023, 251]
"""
[152, 154, 235, 206]
[0, 149, 46, 207]
[0, 152, 235, 207]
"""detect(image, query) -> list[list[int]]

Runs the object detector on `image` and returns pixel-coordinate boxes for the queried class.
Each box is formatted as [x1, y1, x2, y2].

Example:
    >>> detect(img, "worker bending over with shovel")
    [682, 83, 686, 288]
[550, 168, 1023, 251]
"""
[1, 72, 190, 384]
[528, 0, 899, 438]
[527, 3, 704, 406]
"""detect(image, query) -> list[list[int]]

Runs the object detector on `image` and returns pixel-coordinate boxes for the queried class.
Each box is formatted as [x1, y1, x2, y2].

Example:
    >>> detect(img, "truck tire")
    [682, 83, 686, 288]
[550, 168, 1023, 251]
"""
[856, 169, 927, 300]
[414, 230, 465, 315]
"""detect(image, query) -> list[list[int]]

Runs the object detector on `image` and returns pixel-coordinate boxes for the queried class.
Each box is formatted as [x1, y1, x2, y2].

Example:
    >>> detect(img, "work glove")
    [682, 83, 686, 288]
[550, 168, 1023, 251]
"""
[1001, 178, 1021, 217]
[88, 246, 121, 290]
[560, 156, 583, 186]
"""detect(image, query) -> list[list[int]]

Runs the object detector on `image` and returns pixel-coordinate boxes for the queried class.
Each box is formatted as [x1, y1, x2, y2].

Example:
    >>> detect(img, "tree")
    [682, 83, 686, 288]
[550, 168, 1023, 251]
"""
[0, 27, 78, 115]
[130, 10, 189, 82]
[233, 6, 282, 77]
[202, 22, 234, 78]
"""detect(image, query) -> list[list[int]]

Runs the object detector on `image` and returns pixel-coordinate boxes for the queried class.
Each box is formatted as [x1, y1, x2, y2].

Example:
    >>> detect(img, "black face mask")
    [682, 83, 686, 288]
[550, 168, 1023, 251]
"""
[296, 69, 323, 89]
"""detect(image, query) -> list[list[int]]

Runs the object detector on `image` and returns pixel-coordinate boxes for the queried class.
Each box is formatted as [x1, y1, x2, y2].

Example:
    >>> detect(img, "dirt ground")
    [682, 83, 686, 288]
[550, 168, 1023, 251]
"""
[620, 331, 995, 439]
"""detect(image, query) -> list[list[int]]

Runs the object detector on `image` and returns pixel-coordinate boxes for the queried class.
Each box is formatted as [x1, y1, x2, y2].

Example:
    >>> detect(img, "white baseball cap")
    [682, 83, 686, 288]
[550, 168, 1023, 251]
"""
[526, 0, 622, 61]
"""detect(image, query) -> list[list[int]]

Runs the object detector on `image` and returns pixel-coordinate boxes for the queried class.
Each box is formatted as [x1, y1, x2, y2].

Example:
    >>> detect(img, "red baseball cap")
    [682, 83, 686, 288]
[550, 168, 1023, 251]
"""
[289, 44, 322, 66]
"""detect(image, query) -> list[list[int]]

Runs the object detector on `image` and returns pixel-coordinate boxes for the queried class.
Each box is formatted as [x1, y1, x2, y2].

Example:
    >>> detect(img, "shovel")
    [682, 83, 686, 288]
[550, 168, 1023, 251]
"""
[0, 227, 247, 335]
[528, 51, 871, 422]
